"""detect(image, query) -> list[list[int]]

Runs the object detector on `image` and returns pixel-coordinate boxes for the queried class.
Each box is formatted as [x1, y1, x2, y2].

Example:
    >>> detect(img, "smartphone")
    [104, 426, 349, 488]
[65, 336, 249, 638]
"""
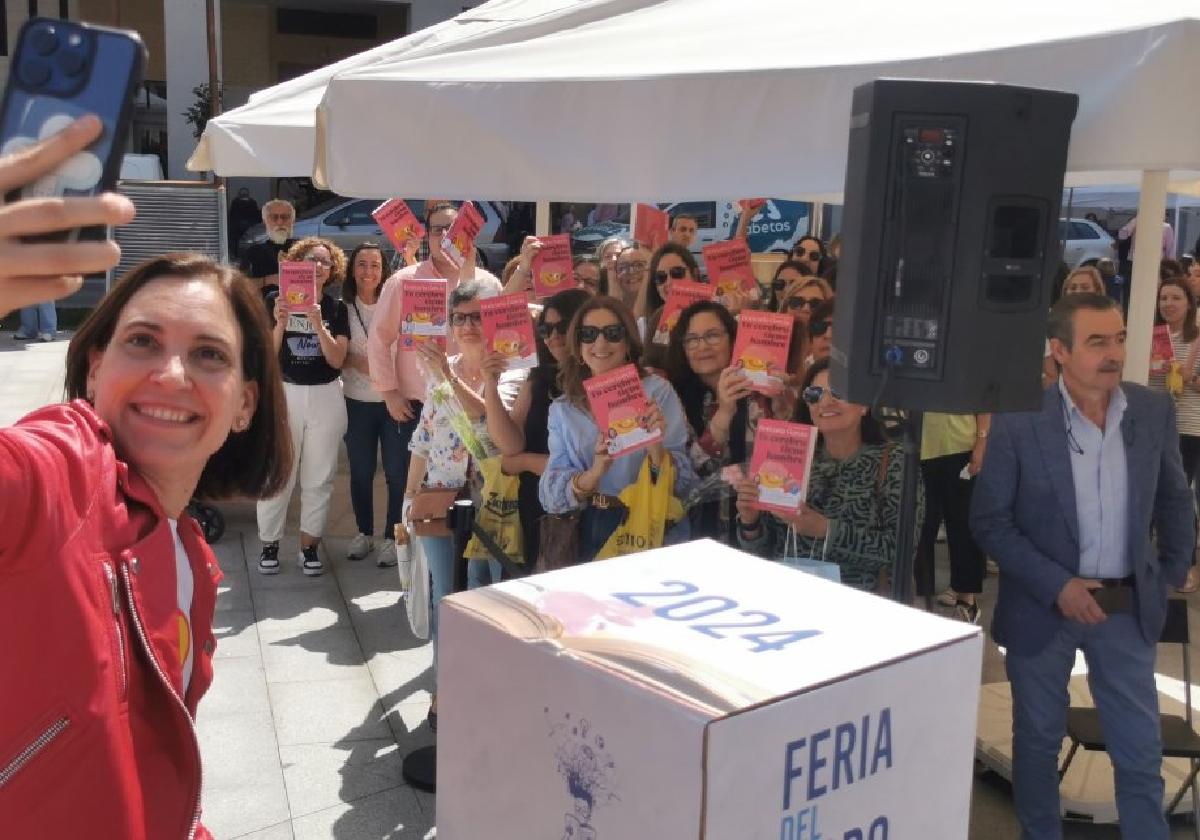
[0, 18, 146, 241]
[1090, 586, 1133, 615]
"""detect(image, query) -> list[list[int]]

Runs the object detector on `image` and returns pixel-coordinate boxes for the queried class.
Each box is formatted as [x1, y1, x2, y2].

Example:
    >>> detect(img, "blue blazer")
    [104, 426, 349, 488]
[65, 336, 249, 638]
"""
[969, 383, 1194, 655]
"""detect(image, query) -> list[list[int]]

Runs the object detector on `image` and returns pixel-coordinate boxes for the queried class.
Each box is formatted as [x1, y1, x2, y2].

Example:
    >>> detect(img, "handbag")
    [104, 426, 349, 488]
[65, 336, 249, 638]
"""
[404, 533, 431, 640]
[537, 509, 581, 573]
[409, 486, 463, 537]
[465, 458, 523, 563]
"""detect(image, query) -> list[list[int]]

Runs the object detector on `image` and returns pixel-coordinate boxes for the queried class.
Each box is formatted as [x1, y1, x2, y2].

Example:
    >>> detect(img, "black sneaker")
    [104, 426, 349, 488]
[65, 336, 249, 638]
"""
[955, 600, 980, 625]
[299, 544, 324, 577]
[258, 541, 280, 575]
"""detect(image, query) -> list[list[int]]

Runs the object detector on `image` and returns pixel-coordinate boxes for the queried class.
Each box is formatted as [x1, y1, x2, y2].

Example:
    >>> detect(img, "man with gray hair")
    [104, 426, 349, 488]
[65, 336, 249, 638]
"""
[238, 198, 297, 293]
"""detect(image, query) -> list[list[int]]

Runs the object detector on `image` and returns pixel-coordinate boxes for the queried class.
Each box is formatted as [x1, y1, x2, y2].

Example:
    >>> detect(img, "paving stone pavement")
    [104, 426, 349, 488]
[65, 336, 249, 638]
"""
[5, 327, 1200, 838]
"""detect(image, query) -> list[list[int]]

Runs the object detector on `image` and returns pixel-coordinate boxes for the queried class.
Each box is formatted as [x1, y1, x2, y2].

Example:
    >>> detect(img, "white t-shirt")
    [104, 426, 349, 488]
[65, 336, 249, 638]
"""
[168, 519, 194, 695]
[343, 298, 383, 403]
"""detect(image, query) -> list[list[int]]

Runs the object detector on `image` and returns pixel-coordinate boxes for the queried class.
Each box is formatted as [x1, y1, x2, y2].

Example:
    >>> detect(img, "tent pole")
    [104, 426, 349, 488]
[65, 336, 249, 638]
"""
[1173, 194, 1182, 258]
[535, 200, 550, 237]
[1126, 170, 1168, 386]
[810, 202, 824, 239]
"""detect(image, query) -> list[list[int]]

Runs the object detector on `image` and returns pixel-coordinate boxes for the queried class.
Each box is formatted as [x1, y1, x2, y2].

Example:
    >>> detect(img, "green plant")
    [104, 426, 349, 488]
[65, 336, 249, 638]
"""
[182, 82, 222, 139]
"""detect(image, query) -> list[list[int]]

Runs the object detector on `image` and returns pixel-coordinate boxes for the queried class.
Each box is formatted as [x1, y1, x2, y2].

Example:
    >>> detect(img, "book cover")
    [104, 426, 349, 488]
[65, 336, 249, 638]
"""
[399, 279, 448, 351]
[730, 310, 793, 394]
[747, 419, 818, 515]
[278, 260, 317, 313]
[531, 234, 576, 298]
[481, 292, 538, 370]
[372, 198, 426, 253]
[584, 363, 662, 458]
[440, 201, 485, 268]
[653, 280, 716, 345]
[634, 203, 669, 252]
[1151, 324, 1175, 374]
[702, 239, 759, 301]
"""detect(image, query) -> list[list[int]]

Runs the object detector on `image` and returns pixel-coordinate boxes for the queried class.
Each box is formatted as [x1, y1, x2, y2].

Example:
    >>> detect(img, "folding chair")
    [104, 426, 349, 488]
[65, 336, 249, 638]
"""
[1057, 598, 1200, 835]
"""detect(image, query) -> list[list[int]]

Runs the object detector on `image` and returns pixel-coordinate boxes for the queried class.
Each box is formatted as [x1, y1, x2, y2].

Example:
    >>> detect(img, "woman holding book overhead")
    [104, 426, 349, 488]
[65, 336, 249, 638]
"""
[667, 300, 776, 544]
[483, 288, 591, 566]
[734, 358, 919, 592]
[256, 237, 351, 578]
[540, 296, 697, 563]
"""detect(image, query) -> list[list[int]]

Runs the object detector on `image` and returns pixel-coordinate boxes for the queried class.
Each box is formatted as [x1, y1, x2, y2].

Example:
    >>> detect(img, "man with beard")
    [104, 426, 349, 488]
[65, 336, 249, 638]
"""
[971, 293, 1193, 839]
[239, 199, 296, 295]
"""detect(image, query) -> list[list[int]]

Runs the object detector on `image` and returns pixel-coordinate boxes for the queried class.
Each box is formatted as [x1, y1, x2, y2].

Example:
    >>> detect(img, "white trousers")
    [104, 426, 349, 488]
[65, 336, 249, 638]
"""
[257, 380, 348, 543]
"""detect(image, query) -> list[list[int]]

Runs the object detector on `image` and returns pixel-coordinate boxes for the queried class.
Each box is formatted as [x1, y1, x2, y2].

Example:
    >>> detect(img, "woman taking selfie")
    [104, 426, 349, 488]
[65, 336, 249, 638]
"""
[540, 296, 697, 561]
[0, 117, 290, 840]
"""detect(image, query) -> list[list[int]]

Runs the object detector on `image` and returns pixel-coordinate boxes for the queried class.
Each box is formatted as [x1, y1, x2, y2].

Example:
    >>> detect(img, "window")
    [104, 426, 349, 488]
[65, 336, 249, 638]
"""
[667, 201, 717, 229]
[1069, 221, 1100, 240]
[277, 9, 377, 39]
[325, 200, 377, 228]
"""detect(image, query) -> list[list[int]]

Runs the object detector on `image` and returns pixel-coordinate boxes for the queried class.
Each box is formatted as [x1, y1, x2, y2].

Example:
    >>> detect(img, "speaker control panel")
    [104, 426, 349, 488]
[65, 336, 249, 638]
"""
[903, 126, 958, 178]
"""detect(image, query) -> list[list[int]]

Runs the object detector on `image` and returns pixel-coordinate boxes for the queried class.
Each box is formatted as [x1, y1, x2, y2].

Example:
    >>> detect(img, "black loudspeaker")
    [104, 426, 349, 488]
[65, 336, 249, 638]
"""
[830, 79, 1079, 414]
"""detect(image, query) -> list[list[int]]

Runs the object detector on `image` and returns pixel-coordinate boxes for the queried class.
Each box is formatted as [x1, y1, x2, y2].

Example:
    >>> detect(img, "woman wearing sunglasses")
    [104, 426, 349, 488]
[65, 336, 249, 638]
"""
[636, 243, 701, 371]
[541, 296, 697, 561]
[612, 242, 651, 316]
[765, 260, 813, 311]
[483, 289, 591, 566]
[667, 300, 776, 543]
[735, 358, 918, 593]
[257, 236, 351, 577]
[791, 235, 827, 276]
[806, 298, 835, 366]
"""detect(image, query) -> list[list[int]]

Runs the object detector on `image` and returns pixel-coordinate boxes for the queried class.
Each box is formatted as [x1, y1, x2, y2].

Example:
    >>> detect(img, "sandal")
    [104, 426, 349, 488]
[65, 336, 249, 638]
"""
[1178, 567, 1200, 594]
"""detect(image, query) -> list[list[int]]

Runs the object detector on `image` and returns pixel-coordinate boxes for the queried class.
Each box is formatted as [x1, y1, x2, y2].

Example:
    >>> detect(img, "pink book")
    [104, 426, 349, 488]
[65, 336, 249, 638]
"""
[481, 292, 538, 371]
[372, 198, 425, 253]
[748, 419, 819, 515]
[1151, 324, 1175, 374]
[634, 203, 669, 252]
[738, 198, 767, 214]
[702, 239, 760, 301]
[731, 310, 793, 394]
[399, 279, 448, 351]
[440, 201, 485, 268]
[653, 280, 716, 345]
[584, 363, 662, 458]
[278, 261, 316, 313]
[531, 234, 577, 298]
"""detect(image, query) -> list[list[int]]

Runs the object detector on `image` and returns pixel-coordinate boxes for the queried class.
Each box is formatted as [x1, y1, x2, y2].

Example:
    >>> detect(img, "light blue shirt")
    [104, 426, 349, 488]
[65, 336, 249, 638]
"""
[1058, 379, 1130, 579]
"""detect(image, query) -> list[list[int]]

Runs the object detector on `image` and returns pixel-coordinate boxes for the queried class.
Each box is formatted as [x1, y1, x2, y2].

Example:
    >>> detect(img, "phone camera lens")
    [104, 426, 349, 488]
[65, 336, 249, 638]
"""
[57, 45, 86, 77]
[18, 58, 51, 87]
[31, 26, 58, 56]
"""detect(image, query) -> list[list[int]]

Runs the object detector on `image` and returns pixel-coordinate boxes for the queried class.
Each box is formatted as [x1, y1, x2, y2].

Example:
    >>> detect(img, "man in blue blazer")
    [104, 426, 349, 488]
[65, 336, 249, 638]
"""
[971, 293, 1194, 839]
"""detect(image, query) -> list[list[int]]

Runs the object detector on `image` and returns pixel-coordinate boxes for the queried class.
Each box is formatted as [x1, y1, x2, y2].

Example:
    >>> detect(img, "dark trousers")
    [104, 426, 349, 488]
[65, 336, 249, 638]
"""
[915, 451, 985, 596]
[343, 397, 418, 538]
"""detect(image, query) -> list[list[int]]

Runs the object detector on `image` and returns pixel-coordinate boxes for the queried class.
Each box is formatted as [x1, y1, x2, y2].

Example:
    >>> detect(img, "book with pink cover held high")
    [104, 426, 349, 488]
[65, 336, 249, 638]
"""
[531, 234, 576, 298]
[372, 198, 425, 254]
[634, 203, 669, 252]
[730, 310, 793, 394]
[1151, 324, 1175, 374]
[653, 280, 716, 345]
[747, 419, 818, 515]
[440, 201, 485, 268]
[481, 292, 538, 371]
[702, 239, 759, 301]
[584, 363, 662, 458]
[278, 261, 316, 313]
[399, 279, 447, 351]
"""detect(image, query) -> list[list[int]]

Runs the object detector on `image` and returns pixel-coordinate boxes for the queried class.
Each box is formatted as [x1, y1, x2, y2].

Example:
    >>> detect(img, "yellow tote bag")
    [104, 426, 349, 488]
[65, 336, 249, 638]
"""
[596, 456, 684, 560]
[465, 457, 523, 563]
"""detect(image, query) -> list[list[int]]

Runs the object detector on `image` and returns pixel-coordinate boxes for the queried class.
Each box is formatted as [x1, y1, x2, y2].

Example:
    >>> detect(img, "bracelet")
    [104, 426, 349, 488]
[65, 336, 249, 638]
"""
[737, 518, 762, 537]
[571, 473, 593, 500]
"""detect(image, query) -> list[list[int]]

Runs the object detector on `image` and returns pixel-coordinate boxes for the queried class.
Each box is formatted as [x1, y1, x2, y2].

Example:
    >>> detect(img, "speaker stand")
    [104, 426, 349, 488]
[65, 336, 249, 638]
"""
[890, 410, 926, 607]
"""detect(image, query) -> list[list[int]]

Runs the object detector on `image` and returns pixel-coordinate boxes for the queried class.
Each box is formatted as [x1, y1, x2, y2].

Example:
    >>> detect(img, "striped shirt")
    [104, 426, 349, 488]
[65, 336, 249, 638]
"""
[1148, 329, 1200, 437]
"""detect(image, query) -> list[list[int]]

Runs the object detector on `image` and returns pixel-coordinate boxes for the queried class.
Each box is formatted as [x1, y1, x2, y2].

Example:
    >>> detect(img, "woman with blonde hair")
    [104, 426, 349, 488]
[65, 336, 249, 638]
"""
[257, 236, 351, 577]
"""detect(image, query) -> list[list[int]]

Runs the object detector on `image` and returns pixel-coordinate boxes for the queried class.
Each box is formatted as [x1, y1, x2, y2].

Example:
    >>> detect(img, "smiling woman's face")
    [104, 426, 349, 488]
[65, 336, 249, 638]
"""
[808, 369, 861, 437]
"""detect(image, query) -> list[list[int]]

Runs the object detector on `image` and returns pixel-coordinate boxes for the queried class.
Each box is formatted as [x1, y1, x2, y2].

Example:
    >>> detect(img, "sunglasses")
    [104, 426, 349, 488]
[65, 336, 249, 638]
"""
[654, 266, 689, 284]
[787, 297, 823, 311]
[615, 262, 647, 275]
[794, 248, 821, 260]
[801, 384, 843, 405]
[429, 223, 452, 235]
[449, 312, 482, 326]
[809, 320, 830, 338]
[537, 320, 569, 338]
[579, 324, 627, 344]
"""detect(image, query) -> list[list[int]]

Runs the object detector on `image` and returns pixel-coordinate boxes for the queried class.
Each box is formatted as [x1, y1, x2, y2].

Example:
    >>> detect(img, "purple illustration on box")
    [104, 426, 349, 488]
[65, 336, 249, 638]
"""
[546, 707, 618, 839]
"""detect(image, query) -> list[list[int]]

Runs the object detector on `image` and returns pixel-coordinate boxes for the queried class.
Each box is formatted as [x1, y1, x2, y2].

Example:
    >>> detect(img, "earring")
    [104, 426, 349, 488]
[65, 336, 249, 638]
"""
[233, 417, 249, 433]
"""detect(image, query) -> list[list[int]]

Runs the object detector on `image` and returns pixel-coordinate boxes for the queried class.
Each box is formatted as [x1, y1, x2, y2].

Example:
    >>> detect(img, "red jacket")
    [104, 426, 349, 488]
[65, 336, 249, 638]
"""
[0, 401, 221, 839]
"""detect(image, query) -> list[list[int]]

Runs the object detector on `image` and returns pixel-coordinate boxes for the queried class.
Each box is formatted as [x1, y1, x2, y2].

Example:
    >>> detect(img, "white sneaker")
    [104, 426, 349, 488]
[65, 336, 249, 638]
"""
[376, 538, 397, 567]
[12, 330, 34, 340]
[346, 533, 373, 561]
[37, 332, 54, 342]
[299, 544, 324, 576]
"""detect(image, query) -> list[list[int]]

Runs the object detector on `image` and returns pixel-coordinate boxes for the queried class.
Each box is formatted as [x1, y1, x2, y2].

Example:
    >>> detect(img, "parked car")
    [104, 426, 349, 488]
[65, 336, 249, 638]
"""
[1058, 217, 1115, 269]
[237, 197, 512, 271]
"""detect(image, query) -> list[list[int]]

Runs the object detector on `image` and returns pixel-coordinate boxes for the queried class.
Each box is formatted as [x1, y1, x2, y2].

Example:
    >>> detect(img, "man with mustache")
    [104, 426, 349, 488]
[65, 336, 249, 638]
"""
[971, 293, 1194, 839]
[239, 198, 297, 296]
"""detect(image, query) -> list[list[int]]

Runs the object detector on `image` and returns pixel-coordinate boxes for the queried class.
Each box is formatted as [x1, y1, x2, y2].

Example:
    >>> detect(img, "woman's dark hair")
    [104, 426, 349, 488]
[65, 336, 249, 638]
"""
[560, 296, 646, 407]
[642, 242, 701, 314]
[808, 298, 835, 340]
[767, 260, 814, 310]
[65, 253, 293, 501]
[665, 300, 750, 461]
[1156, 277, 1200, 343]
[792, 235, 827, 264]
[531, 289, 591, 404]
[1161, 259, 1185, 282]
[342, 241, 388, 304]
[794, 357, 885, 446]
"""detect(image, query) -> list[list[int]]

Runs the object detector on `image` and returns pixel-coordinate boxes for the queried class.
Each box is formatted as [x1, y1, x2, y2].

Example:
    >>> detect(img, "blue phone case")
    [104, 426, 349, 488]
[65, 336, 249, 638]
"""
[0, 18, 145, 234]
